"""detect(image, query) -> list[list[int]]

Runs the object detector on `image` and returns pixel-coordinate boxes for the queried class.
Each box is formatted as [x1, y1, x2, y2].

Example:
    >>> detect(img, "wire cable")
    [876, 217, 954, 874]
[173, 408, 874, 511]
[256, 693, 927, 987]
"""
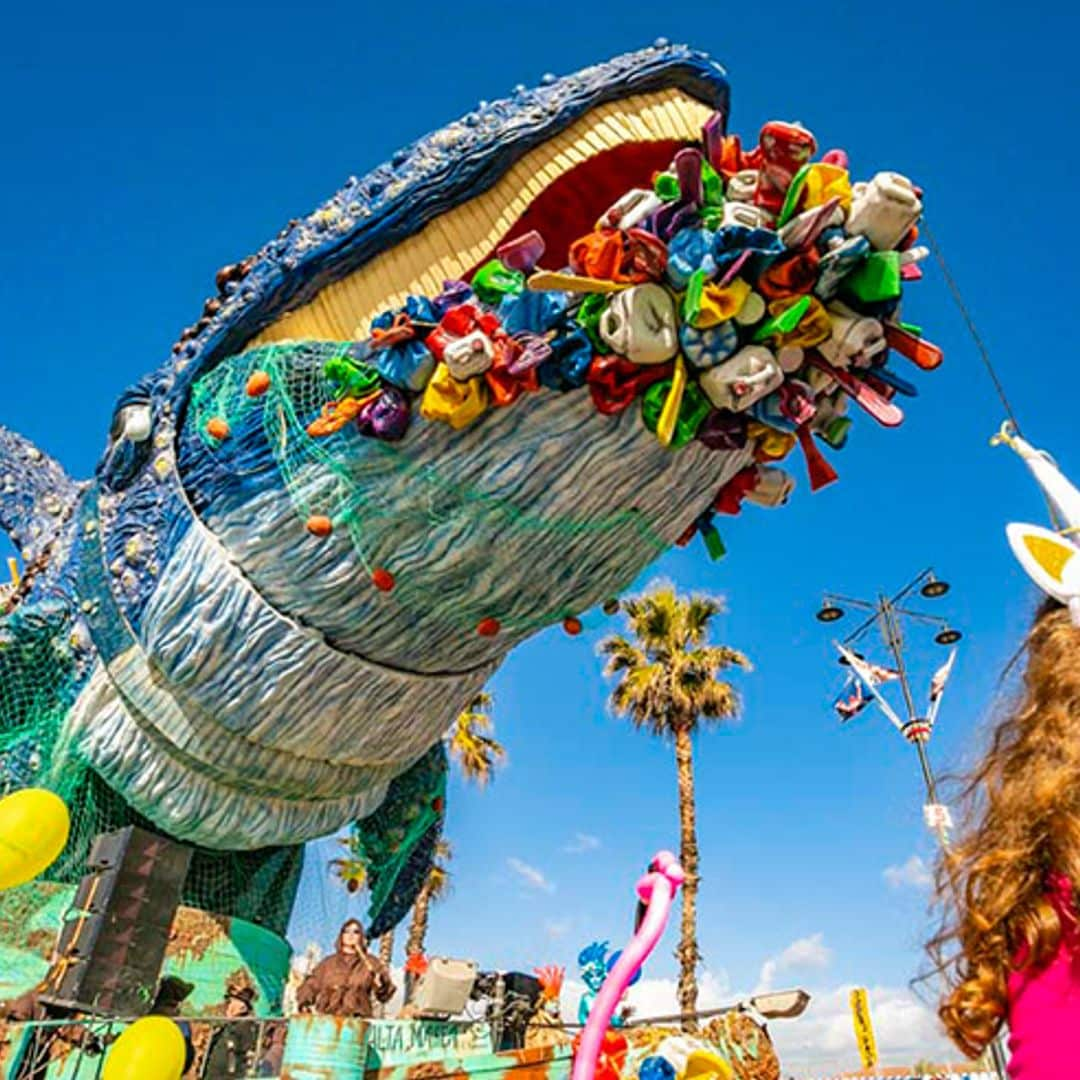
[921, 217, 1022, 433]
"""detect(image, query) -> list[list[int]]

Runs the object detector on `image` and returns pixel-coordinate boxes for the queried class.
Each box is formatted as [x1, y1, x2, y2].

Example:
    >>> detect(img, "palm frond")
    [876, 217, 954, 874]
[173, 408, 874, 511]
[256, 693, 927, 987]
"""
[689, 644, 752, 673]
[602, 586, 749, 739]
[600, 636, 648, 677]
[448, 693, 506, 786]
[426, 839, 453, 902]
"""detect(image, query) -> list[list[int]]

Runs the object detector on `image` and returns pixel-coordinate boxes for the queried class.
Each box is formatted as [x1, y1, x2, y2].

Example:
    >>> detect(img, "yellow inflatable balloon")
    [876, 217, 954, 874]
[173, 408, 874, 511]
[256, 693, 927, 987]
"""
[683, 1049, 733, 1080]
[103, 1016, 187, 1080]
[0, 788, 70, 890]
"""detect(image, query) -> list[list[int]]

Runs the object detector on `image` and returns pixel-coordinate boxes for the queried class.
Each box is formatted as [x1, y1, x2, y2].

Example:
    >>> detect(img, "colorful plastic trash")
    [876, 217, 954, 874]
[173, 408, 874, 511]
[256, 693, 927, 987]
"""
[641, 365, 710, 449]
[419, 363, 490, 429]
[699, 346, 784, 412]
[752, 295, 812, 342]
[680, 321, 739, 370]
[472, 259, 526, 305]
[597, 284, 680, 365]
[843, 251, 902, 305]
[695, 279, 752, 328]
[847, 171, 922, 251]
[666, 227, 717, 290]
[497, 230, 546, 272]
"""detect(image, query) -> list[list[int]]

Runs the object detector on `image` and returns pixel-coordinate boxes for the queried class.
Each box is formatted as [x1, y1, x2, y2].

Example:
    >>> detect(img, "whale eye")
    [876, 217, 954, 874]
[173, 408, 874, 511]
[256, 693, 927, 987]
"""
[116, 404, 152, 443]
[100, 400, 154, 491]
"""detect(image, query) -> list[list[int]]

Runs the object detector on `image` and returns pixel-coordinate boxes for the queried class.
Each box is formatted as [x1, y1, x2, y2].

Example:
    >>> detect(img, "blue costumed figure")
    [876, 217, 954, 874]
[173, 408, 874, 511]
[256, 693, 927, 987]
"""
[577, 941, 615, 1027]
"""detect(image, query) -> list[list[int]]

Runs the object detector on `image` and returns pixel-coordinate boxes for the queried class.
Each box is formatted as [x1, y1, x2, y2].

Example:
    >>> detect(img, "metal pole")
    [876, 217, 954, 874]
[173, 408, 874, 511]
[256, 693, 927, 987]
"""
[913, 740, 940, 806]
[877, 594, 1008, 1080]
[880, 596, 919, 721]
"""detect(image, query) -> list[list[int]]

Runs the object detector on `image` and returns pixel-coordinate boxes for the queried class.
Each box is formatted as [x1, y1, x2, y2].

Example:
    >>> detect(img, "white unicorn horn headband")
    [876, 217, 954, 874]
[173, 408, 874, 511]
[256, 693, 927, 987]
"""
[993, 420, 1080, 626]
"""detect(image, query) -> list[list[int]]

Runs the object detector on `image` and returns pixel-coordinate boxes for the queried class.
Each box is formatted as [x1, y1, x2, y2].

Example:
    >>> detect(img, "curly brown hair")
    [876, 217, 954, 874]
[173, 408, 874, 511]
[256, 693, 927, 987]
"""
[927, 597, 1080, 1056]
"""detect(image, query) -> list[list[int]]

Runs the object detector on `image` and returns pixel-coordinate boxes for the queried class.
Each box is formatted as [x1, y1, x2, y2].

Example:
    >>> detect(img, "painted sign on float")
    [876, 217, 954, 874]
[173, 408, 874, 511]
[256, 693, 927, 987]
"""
[366, 1019, 494, 1067]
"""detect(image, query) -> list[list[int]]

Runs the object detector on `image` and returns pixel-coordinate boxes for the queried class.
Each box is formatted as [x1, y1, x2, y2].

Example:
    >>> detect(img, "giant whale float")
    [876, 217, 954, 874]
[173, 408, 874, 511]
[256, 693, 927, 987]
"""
[0, 41, 935, 935]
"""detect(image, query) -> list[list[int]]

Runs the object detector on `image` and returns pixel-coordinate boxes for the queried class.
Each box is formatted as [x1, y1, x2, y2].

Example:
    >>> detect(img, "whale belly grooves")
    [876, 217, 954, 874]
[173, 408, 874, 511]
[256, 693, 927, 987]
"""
[155, 356, 753, 847]
[69, 483, 494, 849]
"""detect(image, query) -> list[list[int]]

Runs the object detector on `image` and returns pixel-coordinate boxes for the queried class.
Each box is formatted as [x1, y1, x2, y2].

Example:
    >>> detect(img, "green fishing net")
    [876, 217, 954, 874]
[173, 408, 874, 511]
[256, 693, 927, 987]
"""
[187, 341, 668, 637]
[0, 602, 303, 939]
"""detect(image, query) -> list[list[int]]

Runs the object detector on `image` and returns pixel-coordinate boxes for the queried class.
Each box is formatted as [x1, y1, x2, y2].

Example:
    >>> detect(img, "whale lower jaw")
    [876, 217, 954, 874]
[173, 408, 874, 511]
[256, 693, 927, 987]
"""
[66, 662, 390, 848]
[70, 511, 494, 849]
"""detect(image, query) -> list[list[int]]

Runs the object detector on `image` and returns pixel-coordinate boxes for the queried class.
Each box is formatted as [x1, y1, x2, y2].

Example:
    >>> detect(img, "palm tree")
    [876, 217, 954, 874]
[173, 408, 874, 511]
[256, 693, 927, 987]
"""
[447, 692, 506, 784]
[329, 839, 367, 894]
[405, 839, 453, 958]
[600, 586, 750, 1029]
[378, 930, 394, 967]
[374, 929, 395, 1017]
[402, 694, 505, 968]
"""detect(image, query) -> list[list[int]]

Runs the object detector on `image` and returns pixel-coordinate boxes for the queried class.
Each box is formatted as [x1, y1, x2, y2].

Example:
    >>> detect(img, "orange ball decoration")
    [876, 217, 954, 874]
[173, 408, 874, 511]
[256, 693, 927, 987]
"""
[306, 515, 333, 538]
[563, 616, 583, 636]
[476, 617, 501, 637]
[206, 417, 231, 441]
[246, 370, 271, 397]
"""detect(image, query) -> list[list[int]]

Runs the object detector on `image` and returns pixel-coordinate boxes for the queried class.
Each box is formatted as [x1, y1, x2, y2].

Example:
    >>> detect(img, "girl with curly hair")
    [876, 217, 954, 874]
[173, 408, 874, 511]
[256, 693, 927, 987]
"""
[928, 597, 1080, 1076]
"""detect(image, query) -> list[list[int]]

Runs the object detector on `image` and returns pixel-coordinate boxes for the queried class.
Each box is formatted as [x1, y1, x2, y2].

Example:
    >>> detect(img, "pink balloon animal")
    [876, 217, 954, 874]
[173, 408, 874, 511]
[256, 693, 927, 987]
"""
[572, 851, 686, 1080]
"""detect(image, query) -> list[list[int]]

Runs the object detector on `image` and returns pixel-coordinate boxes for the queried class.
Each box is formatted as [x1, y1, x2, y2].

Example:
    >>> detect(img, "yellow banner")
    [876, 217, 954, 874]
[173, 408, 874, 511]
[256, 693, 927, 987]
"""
[849, 986, 878, 1069]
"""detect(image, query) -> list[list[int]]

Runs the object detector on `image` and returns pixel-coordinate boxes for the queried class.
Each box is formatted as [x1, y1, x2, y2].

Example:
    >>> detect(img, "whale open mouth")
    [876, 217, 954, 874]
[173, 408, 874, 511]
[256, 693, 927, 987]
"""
[242, 89, 713, 349]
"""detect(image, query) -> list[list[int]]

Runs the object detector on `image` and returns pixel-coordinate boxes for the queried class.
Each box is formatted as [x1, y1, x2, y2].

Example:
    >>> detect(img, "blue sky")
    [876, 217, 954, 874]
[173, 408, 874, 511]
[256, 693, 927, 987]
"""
[3, 1, 1078, 1070]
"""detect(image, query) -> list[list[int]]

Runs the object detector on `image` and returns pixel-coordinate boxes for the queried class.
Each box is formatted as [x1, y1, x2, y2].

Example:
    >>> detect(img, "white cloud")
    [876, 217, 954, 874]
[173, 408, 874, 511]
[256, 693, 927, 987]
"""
[625, 968, 732, 1021]
[558, 969, 732, 1027]
[554, 963, 959, 1073]
[757, 933, 832, 993]
[544, 918, 571, 940]
[769, 983, 959, 1073]
[556, 976, 957, 1073]
[507, 856, 556, 893]
[883, 854, 933, 890]
[563, 832, 601, 854]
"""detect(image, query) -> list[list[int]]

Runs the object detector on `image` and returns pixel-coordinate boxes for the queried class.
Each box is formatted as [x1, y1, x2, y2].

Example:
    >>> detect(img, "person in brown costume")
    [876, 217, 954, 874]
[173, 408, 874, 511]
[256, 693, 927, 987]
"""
[295, 919, 395, 1017]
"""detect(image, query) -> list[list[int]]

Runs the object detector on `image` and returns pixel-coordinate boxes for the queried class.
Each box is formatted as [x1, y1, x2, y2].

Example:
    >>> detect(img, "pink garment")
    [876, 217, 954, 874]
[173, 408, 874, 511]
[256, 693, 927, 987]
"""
[1006, 872, 1080, 1077]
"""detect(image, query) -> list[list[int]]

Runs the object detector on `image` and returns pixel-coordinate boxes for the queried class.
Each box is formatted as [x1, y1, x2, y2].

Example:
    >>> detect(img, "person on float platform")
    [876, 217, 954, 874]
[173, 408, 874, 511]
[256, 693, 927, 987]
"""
[201, 984, 258, 1080]
[149, 977, 196, 1076]
[928, 427, 1080, 1077]
[295, 919, 396, 1018]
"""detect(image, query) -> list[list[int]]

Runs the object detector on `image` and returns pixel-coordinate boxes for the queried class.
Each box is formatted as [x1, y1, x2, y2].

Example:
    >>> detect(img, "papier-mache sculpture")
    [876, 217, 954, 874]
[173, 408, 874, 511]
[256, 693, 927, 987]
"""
[0, 43, 940, 957]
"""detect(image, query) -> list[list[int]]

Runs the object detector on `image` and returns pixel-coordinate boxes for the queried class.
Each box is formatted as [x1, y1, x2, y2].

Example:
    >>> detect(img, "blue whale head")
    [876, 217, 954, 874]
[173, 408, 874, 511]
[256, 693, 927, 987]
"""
[2, 42, 929, 889]
[23, 44, 746, 854]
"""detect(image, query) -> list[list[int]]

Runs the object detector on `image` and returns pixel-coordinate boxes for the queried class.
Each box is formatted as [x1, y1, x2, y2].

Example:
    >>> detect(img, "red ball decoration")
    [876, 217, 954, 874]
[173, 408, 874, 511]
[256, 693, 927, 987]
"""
[563, 616, 583, 636]
[476, 617, 501, 637]
[372, 567, 395, 592]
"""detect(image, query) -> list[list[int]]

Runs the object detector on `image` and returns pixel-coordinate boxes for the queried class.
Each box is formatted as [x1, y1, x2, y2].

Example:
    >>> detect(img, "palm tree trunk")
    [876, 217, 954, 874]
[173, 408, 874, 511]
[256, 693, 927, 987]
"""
[375, 930, 395, 1017]
[406, 883, 432, 958]
[674, 724, 701, 1030]
[379, 929, 394, 967]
